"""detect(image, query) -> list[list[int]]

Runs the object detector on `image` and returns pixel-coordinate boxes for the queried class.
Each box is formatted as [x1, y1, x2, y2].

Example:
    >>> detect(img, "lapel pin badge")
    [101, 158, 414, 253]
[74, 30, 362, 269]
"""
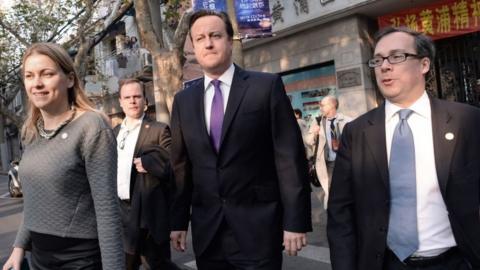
[445, 132, 454, 140]
[145, 124, 150, 129]
[61, 132, 68, 139]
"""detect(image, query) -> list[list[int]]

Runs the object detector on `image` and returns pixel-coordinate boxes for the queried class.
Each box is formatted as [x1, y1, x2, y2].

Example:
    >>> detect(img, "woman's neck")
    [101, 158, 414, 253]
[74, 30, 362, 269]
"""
[40, 106, 73, 130]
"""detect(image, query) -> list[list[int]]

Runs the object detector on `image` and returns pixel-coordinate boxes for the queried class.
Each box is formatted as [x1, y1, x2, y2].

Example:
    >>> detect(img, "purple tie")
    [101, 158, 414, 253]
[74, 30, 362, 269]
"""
[210, 79, 224, 152]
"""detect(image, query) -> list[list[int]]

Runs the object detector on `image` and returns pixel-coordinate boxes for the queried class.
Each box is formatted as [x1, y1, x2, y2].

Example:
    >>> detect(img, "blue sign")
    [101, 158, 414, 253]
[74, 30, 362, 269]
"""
[235, 0, 272, 39]
[192, 0, 227, 12]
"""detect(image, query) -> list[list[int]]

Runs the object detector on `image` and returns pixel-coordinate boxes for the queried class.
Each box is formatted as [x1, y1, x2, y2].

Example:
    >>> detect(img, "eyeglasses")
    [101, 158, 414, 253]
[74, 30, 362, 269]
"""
[368, 52, 422, 68]
[118, 130, 130, 150]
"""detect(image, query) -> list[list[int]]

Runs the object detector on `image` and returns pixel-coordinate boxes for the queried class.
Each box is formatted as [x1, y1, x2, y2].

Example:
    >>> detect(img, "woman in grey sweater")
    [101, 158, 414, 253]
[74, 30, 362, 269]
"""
[2, 43, 125, 270]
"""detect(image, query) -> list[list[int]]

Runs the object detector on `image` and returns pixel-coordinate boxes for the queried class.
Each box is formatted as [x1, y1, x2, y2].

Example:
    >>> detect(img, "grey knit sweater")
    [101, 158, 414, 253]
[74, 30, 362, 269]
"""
[14, 111, 125, 270]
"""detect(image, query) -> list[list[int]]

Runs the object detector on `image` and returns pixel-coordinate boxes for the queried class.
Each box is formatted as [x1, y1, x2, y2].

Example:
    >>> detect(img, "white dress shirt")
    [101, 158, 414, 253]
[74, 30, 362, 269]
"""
[116, 114, 144, 200]
[385, 92, 456, 257]
[204, 64, 235, 134]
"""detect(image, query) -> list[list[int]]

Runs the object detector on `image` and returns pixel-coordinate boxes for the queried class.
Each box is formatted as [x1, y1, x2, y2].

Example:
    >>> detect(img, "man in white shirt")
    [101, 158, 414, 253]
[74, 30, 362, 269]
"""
[169, 9, 311, 270]
[115, 79, 180, 270]
[327, 27, 480, 270]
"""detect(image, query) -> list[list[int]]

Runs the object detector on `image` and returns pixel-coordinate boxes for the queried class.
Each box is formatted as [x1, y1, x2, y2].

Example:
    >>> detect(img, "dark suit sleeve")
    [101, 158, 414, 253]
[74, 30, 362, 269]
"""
[270, 75, 312, 232]
[327, 122, 357, 270]
[140, 125, 171, 178]
[170, 97, 192, 231]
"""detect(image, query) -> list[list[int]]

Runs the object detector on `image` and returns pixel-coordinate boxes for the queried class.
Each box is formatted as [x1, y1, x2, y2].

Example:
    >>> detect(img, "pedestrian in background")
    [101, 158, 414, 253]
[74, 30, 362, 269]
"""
[294, 108, 311, 157]
[2, 42, 124, 270]
[305, 95, 350, 209]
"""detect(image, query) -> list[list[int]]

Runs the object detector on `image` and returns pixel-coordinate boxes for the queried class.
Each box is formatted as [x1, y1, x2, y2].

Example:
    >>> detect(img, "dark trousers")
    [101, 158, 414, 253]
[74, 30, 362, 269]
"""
[196, 221, 282, 270]
[383, 248, 473, 270]
[30, 231, 101, 270]
[125, 230, 180, 270]
[120, 200, 180, 270]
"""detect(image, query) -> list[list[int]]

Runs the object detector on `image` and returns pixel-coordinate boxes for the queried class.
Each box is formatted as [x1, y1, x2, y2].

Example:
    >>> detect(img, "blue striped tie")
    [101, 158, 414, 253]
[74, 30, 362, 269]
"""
[387, 109, 419, 261]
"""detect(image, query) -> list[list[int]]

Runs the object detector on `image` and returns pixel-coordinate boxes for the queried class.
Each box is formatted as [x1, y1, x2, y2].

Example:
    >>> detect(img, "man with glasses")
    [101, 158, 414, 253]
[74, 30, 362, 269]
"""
[115, 79, 180, 270]
[327, 27, 480, 270]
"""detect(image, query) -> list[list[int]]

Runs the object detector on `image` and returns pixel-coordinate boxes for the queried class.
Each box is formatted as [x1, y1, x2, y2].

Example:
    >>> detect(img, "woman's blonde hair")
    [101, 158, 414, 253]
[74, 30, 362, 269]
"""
[21, 42, 96, 143]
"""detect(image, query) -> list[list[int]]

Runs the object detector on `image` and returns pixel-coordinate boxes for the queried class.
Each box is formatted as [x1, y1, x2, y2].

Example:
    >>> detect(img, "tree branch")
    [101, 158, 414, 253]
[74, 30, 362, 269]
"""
[0, 17, 30, 47]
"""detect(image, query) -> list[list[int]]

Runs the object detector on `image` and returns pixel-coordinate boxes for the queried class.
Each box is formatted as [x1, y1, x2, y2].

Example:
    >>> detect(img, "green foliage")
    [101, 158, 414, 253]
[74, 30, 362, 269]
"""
[0, 0, 84, 97]
[163, 0, 190, 29]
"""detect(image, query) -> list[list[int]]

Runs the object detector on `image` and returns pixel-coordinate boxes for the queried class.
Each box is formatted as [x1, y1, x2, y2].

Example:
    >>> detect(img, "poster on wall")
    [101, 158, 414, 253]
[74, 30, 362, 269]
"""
[235, 0, 272, 38]
[192, 0, 227, 11]
[283, 64, 337, 125]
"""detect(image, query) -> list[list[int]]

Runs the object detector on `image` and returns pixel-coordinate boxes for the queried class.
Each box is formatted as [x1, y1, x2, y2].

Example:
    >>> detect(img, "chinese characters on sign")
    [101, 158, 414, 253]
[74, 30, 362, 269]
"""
[192, 0, 227, 12]
[378, 0, 480, 40]
[235, 0, 272, 38]
[192, 0, 272, 39]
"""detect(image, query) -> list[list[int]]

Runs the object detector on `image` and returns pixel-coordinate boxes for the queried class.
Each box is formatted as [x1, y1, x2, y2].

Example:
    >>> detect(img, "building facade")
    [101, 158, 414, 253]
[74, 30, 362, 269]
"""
[242, 0, 480, 124]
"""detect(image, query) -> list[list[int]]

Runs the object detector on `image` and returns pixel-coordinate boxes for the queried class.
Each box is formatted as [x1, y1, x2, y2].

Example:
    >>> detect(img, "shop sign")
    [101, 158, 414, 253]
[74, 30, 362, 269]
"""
[337, 68, 362, 89]
[192, 0, 227, 11]
[378, 0, 480, 40]
[192, 0, 272, 39]
[235, 0, 272, 38]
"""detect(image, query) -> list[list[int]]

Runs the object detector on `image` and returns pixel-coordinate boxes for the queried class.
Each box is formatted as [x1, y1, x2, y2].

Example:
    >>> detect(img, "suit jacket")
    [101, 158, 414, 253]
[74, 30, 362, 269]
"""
[327, 97, 480, 270]
[114, 116, 172, 253]
[170, 66, 312, 259]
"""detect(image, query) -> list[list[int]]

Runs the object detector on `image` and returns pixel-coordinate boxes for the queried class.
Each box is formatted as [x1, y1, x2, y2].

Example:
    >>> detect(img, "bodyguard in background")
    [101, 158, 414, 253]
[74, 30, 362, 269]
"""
[115, 79, 179, 270]
[327, 27, 480, 270]
[170, 9, 312, 270]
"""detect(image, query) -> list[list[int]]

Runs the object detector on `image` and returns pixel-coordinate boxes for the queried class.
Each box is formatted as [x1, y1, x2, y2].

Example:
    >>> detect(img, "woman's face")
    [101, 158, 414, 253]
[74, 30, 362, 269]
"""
[23, 53, 73, 113]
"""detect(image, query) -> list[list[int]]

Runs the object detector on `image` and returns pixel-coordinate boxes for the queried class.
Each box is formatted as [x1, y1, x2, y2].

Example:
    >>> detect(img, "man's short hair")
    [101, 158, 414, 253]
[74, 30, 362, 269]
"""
[373, 27, 436, 67]
[293, 109, 302, 118]
[119, 78, 146, 100]
[188, 9, 234, 41]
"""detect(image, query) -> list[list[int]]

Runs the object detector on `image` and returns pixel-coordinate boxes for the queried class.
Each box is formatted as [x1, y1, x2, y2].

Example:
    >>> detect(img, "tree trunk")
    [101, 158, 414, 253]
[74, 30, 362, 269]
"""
[152, 49, 183, 124]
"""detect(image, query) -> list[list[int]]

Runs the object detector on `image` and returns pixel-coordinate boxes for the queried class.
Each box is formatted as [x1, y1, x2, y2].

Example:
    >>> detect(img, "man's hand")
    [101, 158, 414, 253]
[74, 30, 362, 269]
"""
[133, 158, 147, 173]
[283, 231, 307, 256]
[170, 231, 187, 252]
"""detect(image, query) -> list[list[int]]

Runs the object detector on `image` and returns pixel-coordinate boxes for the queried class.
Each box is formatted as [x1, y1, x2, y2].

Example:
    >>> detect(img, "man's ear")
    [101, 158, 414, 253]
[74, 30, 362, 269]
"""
[421, 57, 431, 75]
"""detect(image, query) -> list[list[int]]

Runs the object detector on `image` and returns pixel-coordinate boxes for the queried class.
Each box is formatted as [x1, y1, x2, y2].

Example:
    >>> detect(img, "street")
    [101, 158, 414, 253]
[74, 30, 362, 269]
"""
[0, 175, 331, 269]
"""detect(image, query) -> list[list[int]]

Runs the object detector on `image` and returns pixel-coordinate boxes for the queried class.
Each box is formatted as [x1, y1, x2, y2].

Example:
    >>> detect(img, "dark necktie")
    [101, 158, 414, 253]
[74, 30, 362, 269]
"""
[210, 79, 224, 152]
[330, 118, 337, 140]
[387, 109, 419, 261]
[329, 118, 337, 150]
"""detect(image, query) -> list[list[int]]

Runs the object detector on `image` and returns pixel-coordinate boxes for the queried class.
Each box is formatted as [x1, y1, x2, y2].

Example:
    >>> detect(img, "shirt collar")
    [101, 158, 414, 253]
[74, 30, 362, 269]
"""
[204, 64, 235, 91]
[385, 91, 430, 123]
[121, 113, 145, 130]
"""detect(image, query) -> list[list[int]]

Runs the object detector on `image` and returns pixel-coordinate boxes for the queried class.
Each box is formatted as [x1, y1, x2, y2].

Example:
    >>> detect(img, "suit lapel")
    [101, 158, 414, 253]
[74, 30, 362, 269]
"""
[219, 66, 248, 151]
[134, 117, 150, 156]
[431, 98, 457, 195]
[364, 105, 390, 189]
[192, 78, 214, 152]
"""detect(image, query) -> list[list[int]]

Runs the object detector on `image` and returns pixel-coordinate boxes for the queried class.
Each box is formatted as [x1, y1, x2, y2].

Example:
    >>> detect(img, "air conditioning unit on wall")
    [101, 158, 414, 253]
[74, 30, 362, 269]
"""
[140, 49, 152, 68]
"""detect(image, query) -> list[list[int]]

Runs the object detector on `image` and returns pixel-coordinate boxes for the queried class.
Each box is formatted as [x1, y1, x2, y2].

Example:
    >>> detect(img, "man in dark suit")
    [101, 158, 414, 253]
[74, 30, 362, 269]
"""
[169, 10, 312, 270]
[115, 79, 180, 270]
[327, 27, 480, 270]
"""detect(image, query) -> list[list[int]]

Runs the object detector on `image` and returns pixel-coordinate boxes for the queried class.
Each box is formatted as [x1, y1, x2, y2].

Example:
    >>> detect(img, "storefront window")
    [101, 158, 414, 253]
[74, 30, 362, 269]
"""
[282, 62, 336, 124]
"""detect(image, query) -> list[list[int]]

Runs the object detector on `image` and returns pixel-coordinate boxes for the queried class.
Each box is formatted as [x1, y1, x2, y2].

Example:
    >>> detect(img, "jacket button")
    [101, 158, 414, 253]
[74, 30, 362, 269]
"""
[376, 253, 383, 259]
